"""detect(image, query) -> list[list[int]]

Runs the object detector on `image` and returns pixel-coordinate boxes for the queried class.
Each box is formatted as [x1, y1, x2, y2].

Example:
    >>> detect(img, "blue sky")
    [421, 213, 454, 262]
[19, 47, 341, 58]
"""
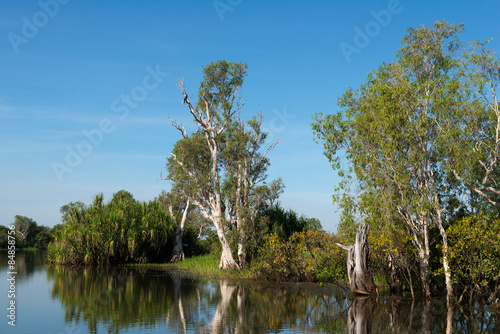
[1, 0, 499, 232]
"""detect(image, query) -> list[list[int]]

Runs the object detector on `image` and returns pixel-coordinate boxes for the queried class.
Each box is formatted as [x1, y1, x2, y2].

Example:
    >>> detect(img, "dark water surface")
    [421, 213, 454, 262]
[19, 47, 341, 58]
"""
[0, 251, 498, 333]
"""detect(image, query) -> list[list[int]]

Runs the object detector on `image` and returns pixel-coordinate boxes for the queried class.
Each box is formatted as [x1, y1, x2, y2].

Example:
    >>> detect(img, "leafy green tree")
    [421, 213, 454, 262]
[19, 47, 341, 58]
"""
[0, 225, 9, 249]
[60, 201, 86, 223]
[259, 204, 321, 241]
[13, 215, 38, 247]
[109, 190, 136, 205]
[222, 115, 283, 266]
[167, 60, 282, 270]
[313, 22, 469, 301]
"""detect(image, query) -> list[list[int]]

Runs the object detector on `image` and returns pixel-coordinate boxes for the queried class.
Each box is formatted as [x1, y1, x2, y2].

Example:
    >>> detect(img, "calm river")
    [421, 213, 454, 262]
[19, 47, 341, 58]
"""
[0, 250, 498, 333]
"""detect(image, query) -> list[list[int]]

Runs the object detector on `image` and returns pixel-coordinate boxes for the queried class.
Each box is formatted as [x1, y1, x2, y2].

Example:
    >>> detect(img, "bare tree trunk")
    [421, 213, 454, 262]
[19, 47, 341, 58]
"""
[418, 247, 432, 299]
[170, 228, 185, 263]
[214, 214, 239, 271]
[438, 227, 453, 305]
[338, 223, 377, 295]
[446, 304, 454, 334]
[389, 254, 403, 295]
[237, 238, 246, 267]
[169, 199, 190, 263]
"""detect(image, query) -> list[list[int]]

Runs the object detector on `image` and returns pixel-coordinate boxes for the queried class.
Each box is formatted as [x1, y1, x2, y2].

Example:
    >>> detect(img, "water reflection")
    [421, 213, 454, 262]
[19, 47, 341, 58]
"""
[0, 249, 45, 281]
[45, 265, 499, 333]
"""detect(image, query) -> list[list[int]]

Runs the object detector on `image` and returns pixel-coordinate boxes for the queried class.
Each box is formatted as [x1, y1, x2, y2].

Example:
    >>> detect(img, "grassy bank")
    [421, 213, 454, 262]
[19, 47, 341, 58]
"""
[129, 254, 253, 280]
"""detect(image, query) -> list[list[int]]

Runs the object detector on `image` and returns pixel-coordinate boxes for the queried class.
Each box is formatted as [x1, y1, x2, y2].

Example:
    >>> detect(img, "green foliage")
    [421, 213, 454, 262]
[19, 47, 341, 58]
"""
[0, 225, 9, 249]
[47, 191, 174, 265]
[196, 60, 247, 115]
[251, 230, 346, 283]
[447, 214, 500, 302]
[13, 215, 38, 246]
[169, 60, 284, 270]
[60, 201, 86, 223]
[259, 204, 322, 241]
[2, 216, 54, 249]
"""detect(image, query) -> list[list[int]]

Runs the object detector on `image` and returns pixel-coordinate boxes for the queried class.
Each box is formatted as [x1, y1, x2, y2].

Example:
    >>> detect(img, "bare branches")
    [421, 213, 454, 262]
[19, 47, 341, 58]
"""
[168, 115, 188, 139]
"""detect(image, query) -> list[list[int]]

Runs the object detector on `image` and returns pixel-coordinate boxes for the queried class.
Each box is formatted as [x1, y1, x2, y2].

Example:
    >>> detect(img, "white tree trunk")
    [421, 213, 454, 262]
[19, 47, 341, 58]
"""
[214, 214, 239, 270]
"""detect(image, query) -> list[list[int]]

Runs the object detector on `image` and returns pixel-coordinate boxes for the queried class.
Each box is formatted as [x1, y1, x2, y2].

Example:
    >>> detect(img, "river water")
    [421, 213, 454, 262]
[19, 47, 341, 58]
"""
[0, 250, 498, 333]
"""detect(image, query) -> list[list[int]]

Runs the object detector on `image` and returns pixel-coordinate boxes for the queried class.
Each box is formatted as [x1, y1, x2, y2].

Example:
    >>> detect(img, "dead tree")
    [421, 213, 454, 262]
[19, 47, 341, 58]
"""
[337, 223, 377, 295]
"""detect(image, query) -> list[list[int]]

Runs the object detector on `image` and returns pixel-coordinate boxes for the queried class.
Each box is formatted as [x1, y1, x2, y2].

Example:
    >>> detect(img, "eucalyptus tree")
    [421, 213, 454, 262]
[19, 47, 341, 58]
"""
[167, 60, 281, 270]
[13, 215, 37, 247]
[441, 40, 500, 208]
[313, 22, 466, 301]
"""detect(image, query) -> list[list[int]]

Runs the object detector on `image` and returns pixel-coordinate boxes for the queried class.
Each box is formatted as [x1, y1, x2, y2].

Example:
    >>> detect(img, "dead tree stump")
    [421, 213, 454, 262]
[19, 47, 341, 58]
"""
[337, 223, 377, 295]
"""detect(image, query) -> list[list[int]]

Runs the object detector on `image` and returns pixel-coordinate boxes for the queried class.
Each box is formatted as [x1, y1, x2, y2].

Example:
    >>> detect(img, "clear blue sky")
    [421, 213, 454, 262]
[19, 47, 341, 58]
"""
[1, 0, 499, 232]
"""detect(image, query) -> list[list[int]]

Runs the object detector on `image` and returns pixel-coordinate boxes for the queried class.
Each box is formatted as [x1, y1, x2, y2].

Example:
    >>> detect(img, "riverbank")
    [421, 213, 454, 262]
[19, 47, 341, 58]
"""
[128, 254, 254, 280]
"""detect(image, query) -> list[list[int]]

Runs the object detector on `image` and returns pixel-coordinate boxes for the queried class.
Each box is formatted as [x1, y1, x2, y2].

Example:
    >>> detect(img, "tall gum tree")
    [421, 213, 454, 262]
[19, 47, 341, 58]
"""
[313, 22, 466, 301]
[167, 60, 281, 270]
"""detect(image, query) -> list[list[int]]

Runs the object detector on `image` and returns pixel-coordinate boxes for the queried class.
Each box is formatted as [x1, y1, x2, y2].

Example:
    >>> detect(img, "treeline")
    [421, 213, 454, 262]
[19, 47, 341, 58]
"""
[47, 190, 208, 265]
[0, 216, 53, 249]
[46, 189, 324, 266]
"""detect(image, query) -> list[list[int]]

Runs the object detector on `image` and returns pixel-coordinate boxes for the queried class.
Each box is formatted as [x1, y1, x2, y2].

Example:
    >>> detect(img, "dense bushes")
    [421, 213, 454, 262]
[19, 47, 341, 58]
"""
[447, 214, 500, 303]
[47, 192, 174, 265]
[251, 230, 347, 283]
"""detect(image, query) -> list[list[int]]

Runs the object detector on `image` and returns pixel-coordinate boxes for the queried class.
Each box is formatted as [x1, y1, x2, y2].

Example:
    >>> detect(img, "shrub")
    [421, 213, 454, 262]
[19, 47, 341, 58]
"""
[447, 214, 500, 303]
[47, 193, 174, 265]
[251, 230, 347, 283]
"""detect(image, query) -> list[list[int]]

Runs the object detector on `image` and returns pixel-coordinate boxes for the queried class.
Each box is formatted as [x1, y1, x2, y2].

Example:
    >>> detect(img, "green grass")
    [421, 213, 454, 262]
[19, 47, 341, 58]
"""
[129, 254, 253, 280]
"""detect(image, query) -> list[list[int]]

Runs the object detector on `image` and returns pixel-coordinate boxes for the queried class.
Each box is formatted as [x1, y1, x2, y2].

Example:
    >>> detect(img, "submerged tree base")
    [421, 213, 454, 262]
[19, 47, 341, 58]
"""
[337, 223, 377, 296]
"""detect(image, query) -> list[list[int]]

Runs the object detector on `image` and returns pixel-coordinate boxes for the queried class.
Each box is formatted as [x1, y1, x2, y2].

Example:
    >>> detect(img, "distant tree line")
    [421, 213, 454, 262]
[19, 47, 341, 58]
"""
[0, 215, 53, 249]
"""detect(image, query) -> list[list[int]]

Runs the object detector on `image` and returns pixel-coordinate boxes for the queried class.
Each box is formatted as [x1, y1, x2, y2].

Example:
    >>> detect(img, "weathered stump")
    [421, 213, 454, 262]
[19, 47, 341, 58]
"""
[337, 223, 377, 295]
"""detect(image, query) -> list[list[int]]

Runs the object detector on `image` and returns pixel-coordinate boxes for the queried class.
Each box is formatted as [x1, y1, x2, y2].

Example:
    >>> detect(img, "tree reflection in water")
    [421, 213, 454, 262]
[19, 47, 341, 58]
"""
[46, 265, 499, 333]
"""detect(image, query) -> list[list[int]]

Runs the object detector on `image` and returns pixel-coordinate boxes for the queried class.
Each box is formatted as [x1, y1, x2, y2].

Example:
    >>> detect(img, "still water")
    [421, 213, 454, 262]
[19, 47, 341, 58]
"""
[0, 251, 498, 333]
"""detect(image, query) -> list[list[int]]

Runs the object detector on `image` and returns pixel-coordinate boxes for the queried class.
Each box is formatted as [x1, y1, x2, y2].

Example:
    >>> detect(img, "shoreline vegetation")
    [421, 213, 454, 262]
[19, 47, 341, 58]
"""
[127, 254, 390, 291]
[3, 22, 500, 310]
[126, 254, 254, 280]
